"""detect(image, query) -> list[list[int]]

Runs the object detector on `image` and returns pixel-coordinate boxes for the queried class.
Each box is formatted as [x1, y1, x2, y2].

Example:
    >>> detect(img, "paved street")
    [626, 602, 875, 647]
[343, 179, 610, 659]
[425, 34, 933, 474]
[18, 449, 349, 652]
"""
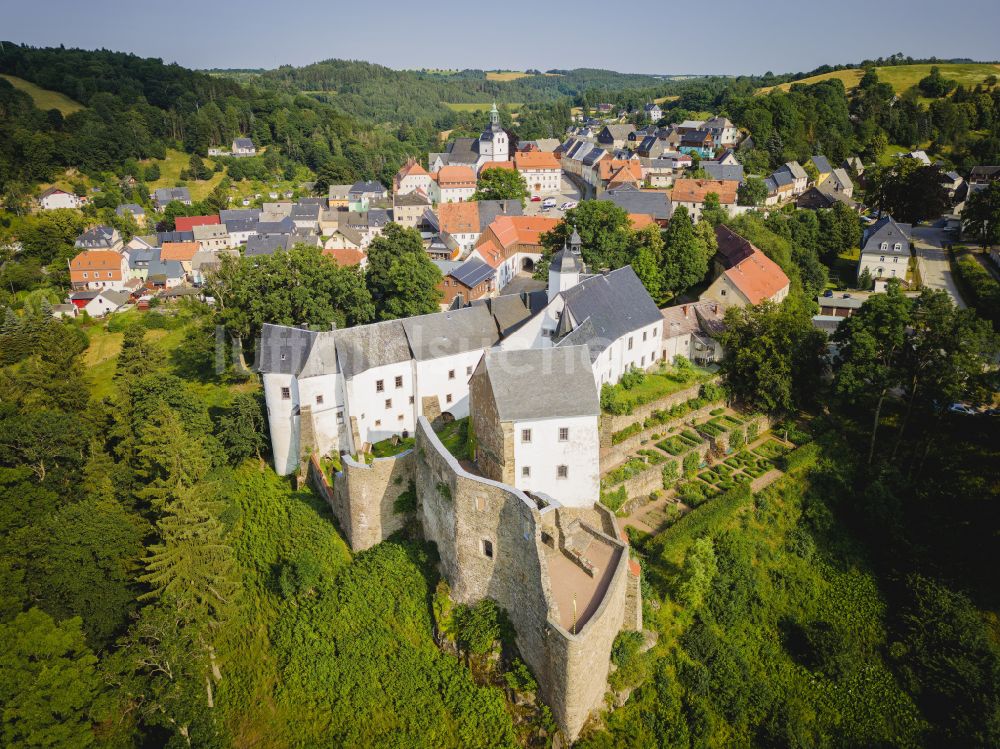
[912, 225, 966, 308]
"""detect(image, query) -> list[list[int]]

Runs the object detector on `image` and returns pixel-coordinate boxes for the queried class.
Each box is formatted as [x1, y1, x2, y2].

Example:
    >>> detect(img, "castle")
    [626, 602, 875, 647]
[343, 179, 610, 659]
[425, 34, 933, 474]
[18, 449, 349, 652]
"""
[428, 102, 510, 173]
[260, 239, 659, 739]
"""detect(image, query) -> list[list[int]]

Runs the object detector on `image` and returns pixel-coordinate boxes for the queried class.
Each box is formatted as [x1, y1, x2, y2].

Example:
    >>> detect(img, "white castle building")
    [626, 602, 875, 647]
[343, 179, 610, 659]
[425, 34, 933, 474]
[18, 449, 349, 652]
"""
[260, 232, 663, 506]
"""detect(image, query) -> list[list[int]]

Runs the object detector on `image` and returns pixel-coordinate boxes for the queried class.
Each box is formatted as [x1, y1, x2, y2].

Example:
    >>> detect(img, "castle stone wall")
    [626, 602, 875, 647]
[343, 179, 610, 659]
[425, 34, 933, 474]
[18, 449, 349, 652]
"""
[330, 450, 415, 551]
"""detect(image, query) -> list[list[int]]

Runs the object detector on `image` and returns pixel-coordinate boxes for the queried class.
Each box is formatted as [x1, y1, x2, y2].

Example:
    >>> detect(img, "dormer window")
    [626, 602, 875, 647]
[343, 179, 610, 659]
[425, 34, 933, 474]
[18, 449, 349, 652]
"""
[880, 242, 888, 251]
[894, 243, 902, 251]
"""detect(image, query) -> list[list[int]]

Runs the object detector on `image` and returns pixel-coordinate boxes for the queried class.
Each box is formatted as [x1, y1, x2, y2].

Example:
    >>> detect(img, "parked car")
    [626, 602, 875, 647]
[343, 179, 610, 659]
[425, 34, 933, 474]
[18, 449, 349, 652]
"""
[823, 289, 834, 297]
[530, 195, 542, 202]
[948, 403, 978, 416]
[560, 201, 578, 210]
[542, 198, 557, 209]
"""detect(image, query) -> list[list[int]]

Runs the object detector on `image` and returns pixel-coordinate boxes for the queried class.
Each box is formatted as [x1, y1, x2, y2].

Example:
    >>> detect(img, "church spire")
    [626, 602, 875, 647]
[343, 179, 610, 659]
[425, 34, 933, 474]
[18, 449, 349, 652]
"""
[489, 101, 500, 127]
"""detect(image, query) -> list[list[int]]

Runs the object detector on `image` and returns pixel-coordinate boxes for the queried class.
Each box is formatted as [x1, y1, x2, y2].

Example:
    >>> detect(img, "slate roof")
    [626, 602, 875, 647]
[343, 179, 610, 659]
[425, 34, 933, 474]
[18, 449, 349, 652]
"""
[116, 203, 144, 217]
[155, 230, 194, 245]
[146, 248, 184, 280]
[334, 320, 411, 378]
[781, 161, 807, 180]
[256, 217, 296, 234]
[225, 218, 259, 235]
[349, 180, 386, 196]
[234, 137, 255, 149]
[597, 187, 671, 219]
[483, 292, 547, 336]
[862, 216, 912, 254]
[475, 199, 522, 231]
[443, 138, 480, 164]
[714, 225, 757, 269]
[154, 187, 191, 205]
[245, 234, 292, 256]
[401, 304, 499, 362]
[555, 266, 663, 359]
[258, 323, 326, 375]
[810, 155, 833, 175]
[701, 163, 744, 182]
[220, 208, 261, 223]
[478, 345, 599, 422]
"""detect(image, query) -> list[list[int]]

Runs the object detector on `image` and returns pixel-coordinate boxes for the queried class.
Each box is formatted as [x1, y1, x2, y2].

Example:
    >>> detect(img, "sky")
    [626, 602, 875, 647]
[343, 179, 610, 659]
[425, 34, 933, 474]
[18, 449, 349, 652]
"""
[4, 0, 999, 75]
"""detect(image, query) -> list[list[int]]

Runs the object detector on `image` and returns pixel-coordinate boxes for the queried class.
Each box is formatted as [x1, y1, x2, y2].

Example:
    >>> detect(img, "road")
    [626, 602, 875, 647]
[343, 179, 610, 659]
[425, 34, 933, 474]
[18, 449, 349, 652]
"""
[911, 225, 967, 308]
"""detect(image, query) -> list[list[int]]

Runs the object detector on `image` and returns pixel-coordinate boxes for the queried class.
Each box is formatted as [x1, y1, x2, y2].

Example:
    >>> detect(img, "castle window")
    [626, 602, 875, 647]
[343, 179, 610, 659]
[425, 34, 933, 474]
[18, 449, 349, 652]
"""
[375, 419, 381, 427]
[466, 365, 473, 376]
[482, 539, 494, 558]
[385, 398, 392, 409]
[557, 465, 568, 479]
[643, 331, 647, 341]
[446, 394, 453, 403]
[315, 394, 324, 405]
[641, 356, 646, 366]
[398, 414, 404, 420]
[448, 369, 455, 380]
[894, 243, 902, 251]
[521, 428, 532, 443]
[281, 387, 290, 400]
[376, 379, 384, 392]
[409, 396, 415, 404]
[559, 427, 569, 442]
[522, 466, 531, 478]
[628, 337, 634, 350]
[395, 375, 403, 388]
[336, 412, 344, 424]
[721, 289, 727, 296]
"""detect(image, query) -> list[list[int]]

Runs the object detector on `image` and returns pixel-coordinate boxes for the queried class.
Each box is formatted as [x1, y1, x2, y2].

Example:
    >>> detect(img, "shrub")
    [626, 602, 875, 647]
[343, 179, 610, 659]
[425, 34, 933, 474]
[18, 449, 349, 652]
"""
[746, 419, 759, 442]
[678, 480, 706, 506]
[611, 422, 643, 445]
[601, 486, 628, 512]
[954, 253, 1000, 326]
[700, 381, 725, 401]
[619, 366, 647, 390]
[393, 481, 417, 514]
[729, 427, 745, 449]
[661, 460, 679, 486]
[710, 407, 725, 416]
[683, 450, 701, 476]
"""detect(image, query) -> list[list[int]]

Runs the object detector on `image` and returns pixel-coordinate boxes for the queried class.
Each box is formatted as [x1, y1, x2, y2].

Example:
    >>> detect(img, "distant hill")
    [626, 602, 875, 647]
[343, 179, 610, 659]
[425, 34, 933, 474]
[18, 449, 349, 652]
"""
[758, 62, 1000, 95]
[0, 73, 83, 115]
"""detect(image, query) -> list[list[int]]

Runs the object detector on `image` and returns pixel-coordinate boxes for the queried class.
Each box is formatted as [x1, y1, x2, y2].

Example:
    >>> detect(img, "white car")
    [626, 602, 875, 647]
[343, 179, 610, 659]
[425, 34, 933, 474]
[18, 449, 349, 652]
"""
[948, 403, 978, 416]
[541, 198, 557, 209]
[560, 201, 578, 210]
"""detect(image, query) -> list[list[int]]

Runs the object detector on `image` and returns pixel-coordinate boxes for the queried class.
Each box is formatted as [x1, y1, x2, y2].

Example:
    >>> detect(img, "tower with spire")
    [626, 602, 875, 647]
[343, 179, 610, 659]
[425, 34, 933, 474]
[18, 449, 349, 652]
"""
[548, 227, 584, 302]
[477, 102, 508, 167]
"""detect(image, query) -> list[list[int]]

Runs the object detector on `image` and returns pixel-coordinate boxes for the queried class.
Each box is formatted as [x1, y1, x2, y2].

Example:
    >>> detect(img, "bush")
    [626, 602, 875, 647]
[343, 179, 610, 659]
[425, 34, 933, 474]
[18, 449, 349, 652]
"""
[678, 480, 707, 506]
[662, 460, 679, 486]
[729, 427, 745, 449]
[453, 598, 511, 656]
[710, 407, 725, 416]
[700, 381, 725, 401]
[683, 450, 701, 476]
[953, 254, 1000, 326]
[601, 486, 628, 512]
[620, 366, 647, 390]
[611, 422, 643, 444]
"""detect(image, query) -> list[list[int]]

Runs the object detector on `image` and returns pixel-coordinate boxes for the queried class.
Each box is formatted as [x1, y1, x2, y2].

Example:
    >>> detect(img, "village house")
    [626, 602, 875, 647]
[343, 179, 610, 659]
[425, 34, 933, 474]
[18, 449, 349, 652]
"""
[191, 223, 231, 251]
[810, 155, 834, 184]
[145, 248, 186, 288]
[595, 159, 643, 195]
[328, 184, 353, 208]
[69, 250, 130, 291]
[514, 151, 562, 197]
[678, 130, 716, 158]
[390, 190, 431, 229]
[670, 179, 737, 221]
[430, 165, 478, 204]
[160, 241, 201, 278]
[323, 246, 367, 269]
[175, 215, 220, 233]
[153, 187, 192, 211]
[75, 226, 123, 252]
[858, 216, 911, 284]
[191, 248, 238, 285]
[80, 289, 131, 318]
[436, 201, 482, 257]
[437, 256, 496, 307]
[660, 301, 725, 366]
[232, 137, 257, 157]
[644, 102, 663, 121]
[597, 185, 672, 224]
[116, 203, 146, 226]
[597, 124, 637, 151]
[323, 226, 365, 253]
[394, 159, 434, 196]
[701, 226, 790, 307]
[703, 116, 740, 146]
[38, 187, 83, 210]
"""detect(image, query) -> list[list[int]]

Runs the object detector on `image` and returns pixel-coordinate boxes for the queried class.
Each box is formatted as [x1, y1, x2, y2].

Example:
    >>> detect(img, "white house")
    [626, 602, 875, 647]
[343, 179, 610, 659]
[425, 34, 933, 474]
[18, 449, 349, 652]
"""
[704, 116, 740, 146]
[83, 289, 131, 318]
[858, 216, 912, 283]
[39, 187, 82, 210]
[471, 345, 601, 508]
[394, 159, 434, 196]
[660, 302, 725, 366]
[514, 151, 562, 197]
[232, 137, 256, 157]
[431, 166, 477, 204]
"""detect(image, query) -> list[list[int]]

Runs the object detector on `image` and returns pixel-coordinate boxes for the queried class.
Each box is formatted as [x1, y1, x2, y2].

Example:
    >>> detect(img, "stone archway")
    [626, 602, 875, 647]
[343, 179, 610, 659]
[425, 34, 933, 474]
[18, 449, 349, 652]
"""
[521, 257, 535, 272]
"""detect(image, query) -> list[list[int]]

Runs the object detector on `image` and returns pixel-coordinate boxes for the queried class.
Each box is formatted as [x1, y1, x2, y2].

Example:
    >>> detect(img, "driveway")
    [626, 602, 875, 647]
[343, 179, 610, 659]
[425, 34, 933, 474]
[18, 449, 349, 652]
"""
[912, 225, 966, 308]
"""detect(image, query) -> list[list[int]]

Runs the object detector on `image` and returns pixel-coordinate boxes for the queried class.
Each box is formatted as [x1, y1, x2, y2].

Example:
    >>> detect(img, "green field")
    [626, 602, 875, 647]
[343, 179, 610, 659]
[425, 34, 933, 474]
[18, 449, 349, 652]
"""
[485, 71, 533, 82]
[759, 62, 1000, 95]
[444, 102, 523, 112]
[1, 73, 84, 115]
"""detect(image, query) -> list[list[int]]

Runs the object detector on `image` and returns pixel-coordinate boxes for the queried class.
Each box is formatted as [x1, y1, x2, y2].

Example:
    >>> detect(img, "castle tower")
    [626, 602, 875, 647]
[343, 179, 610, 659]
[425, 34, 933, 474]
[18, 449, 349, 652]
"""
[547, 227, 584, 302]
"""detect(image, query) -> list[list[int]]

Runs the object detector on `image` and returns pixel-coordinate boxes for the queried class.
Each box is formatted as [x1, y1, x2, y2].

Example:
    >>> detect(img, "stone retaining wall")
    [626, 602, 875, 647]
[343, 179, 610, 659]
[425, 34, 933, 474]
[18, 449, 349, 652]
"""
[600, 401, 722, 470]
[599, 381, 705, 444]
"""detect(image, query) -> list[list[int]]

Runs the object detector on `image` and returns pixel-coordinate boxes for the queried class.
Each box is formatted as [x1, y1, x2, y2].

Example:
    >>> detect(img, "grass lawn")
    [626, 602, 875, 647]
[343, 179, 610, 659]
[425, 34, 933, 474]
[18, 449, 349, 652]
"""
[758, 63, 1000, 96]
[370, 436, 415, 458]
[141, 148, 226, 202]
[435, 417, 470, 461]
[653, 95, 680, 104]
[602, 362, 714, 415]
[1, 74, 84, 115]
[444, 102, 523, 112]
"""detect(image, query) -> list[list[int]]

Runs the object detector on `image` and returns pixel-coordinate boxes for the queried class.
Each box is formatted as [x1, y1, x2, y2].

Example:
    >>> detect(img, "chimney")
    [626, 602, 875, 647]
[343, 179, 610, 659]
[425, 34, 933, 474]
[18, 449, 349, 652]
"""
[683, 304, 689, 317]
[712, 303, 718, 314]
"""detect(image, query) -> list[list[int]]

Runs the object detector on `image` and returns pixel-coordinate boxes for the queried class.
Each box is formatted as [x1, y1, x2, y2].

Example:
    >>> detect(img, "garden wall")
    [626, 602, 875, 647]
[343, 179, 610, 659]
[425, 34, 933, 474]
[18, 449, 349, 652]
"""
[600, 401, 721, 470]
[329, 450, 416, 552]
[599, 381, 706, 441]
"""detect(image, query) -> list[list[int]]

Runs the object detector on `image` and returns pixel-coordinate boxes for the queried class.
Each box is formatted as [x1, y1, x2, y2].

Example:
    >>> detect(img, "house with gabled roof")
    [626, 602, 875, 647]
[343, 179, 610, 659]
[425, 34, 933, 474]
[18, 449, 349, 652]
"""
[394, 158, 433, 196]
[701, 228, 789, 308]
[153, 187, 192, 211]
[644, 102, 663, 121]
[472, 215, 559, 289]
[858, 216, 911, 285]
[598, 185, 672, 224]
[39, 187, 82, 210]
[232, 137, 256, 157]
[670, 179, 737, 221]
[438, 256, 496, 307]
[70, 250, 129, 291]
[597, 124, 636, 151]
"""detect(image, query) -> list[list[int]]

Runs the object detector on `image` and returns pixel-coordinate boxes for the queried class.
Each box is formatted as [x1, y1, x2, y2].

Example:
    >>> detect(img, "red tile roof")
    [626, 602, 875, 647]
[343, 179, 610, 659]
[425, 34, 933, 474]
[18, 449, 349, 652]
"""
[724, 249, 789, 304]
[323, 247, 366, 267]
[479, 161, 515, 173]
[175, 215, 221, 232]
[434, 165, 477, 187]
[514, 151, 560, 171]
[438, 201, 480, 235]
[598, 159, 642, 182]
[671, 179, 737, 205]
[160, 242, 200, 261]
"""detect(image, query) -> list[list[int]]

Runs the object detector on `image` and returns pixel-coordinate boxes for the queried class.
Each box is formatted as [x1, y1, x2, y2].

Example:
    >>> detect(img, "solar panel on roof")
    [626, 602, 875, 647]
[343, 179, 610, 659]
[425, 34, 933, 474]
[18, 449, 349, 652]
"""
[451, 258, 495, 288]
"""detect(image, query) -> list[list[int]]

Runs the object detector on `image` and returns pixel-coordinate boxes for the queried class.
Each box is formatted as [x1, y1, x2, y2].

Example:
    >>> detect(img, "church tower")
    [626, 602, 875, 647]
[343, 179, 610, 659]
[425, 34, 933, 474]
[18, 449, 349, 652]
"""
[547, 227, 584, 302]
[478, 102, 508, 167]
